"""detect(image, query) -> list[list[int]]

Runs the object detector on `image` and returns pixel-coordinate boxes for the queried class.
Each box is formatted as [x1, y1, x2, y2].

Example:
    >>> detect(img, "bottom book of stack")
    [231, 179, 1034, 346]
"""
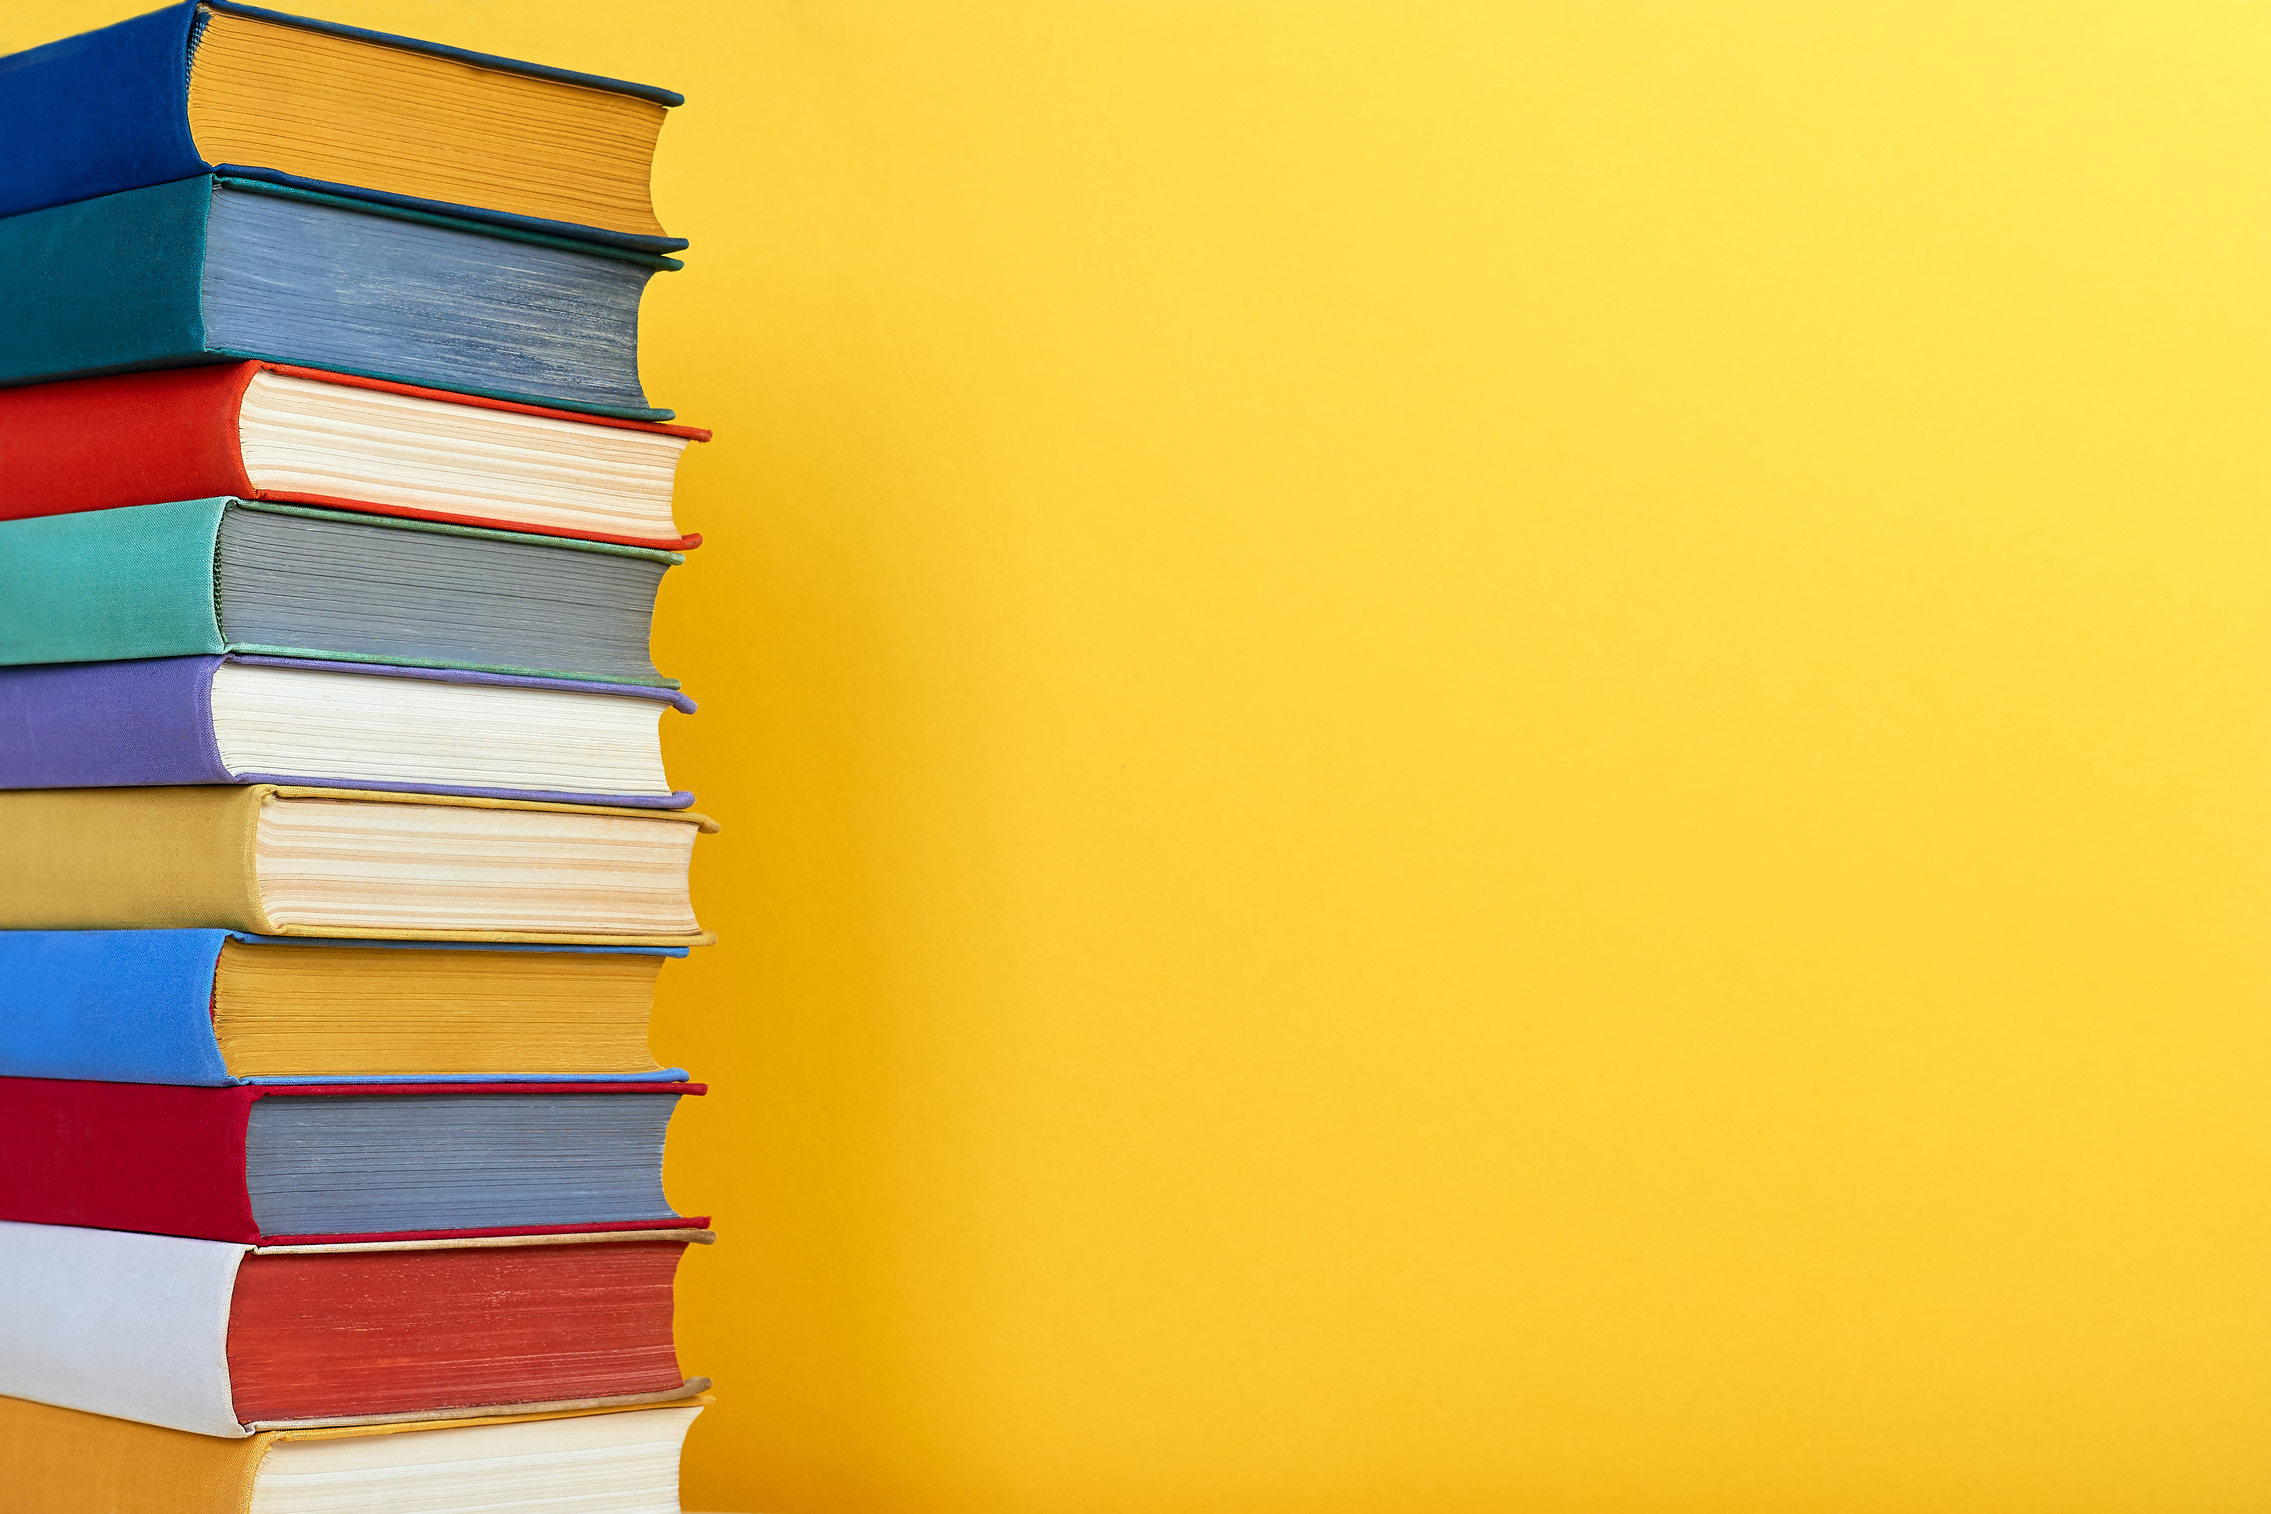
[0, 1393, 709, 1513]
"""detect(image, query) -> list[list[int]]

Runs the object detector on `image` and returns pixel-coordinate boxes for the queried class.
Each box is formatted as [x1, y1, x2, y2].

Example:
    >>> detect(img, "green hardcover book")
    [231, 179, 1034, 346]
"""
[0, 497, 681, 688]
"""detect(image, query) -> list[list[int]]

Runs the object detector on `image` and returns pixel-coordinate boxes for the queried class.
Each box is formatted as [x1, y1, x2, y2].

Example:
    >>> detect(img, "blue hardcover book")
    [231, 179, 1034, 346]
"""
[0, 176, 676, 420]
[0, 930, 692, 1087]
[0, 0, 687, 254]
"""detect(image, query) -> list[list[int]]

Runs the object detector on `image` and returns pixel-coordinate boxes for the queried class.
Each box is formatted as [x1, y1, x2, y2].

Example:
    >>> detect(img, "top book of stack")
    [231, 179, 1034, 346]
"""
[0, 0, 685, 254]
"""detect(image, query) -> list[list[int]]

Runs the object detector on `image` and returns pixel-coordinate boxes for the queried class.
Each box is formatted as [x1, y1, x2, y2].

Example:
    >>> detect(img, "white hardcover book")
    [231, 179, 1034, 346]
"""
[0, 1221, 713, 1437]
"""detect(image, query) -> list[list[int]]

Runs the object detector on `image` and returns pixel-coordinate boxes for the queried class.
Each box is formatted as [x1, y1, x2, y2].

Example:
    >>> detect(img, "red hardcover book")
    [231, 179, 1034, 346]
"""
[0, 362, 710, 550]
[0, 1077, 709, 1245]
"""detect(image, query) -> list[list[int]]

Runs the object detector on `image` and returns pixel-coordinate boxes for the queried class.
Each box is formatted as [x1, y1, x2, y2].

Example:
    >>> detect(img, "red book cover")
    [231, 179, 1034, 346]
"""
[0, 1077, 710, 1245]
[0, 362, 710, 550]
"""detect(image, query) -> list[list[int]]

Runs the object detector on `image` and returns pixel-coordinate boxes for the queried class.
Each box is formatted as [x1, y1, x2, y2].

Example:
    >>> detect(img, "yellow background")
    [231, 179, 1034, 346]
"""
[12, 3, 2271, 1509]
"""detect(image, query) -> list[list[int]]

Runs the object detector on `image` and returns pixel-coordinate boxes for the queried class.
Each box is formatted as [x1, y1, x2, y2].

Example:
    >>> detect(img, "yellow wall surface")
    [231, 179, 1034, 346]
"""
[11, 3, 2271, 1509]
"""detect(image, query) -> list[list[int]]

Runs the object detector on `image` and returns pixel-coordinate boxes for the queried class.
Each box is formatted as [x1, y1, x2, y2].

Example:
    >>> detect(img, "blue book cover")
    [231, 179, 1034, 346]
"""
[0, 930, 692, 1087]
[0, 0, 688, 254]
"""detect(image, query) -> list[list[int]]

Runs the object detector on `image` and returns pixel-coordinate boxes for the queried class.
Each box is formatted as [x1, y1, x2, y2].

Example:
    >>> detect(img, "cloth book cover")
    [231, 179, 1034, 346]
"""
[0, 362, 709, 550]
[0, 1076, 708, 1246]
[0, 0, 685, 254]
[0, 1393, 710, 1512]
[0, 175, 675, 420]
[0, 1221, 712, 1437]
[0, 930, 691, 1087]
[0, 785, 716, 946]
[0, 654, 697, 810]
[0, 496, 682, 688]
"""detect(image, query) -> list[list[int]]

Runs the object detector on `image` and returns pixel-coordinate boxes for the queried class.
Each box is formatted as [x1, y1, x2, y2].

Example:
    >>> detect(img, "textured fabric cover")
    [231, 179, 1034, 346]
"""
[0, 657, 233, 788]
[0, 929, 236, 1085]
[0, 653, 698, 808]
[0, 497, 228, 666]
[0, 176, 214, 387]
[0, 928, 691, 1087]
[0, 1079, 267, 1242]
[0, 1078, 703, 1245]
[0, 3, 204, 223]
[0, 364, 256, 522]
[0, 1220, 251, 1437]
[0, 785, 717, 946]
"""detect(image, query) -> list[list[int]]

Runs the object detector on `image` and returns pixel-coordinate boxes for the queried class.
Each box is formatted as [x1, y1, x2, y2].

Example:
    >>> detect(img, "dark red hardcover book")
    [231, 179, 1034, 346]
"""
[0, 1078, 709, 1245]
[0, 362, 709, 550]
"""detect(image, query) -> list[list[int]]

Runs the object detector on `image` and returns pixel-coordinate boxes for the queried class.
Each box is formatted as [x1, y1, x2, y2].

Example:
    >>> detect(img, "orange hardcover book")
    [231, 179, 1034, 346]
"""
[0, 1392, 713, 1512]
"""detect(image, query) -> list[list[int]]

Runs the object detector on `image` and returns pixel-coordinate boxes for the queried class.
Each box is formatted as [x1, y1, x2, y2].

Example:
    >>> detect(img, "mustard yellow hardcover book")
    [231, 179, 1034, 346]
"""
[0, 786, 716, 945]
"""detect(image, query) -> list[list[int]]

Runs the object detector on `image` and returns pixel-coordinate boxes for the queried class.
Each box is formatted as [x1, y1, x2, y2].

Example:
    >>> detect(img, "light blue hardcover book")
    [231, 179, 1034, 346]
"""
[0, 930, 691, 1087]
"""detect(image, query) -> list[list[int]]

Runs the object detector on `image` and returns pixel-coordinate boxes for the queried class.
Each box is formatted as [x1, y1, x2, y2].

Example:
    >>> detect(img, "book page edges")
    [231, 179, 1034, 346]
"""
[252, 1228, 715, 1255]
[259, 786, 720, 833]
[254, 363, 708, 440]
[244, 1377, 712, 1432]
[261, 1390, 714, 1445]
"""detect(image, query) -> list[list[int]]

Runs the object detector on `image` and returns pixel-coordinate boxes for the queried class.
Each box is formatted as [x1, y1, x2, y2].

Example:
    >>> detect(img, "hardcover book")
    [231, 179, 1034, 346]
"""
[0, 1394, 709, 1513]
[0, 1077, 706, 1245]
[0, 931, 687, 1087]
[0, 786, 714, 945]
[0, 363, 708, 550]
[0, 656, 695, 810]
[0, 497, 681, 687]
[0, 1222, 710, 1435]
[0, 0, 685, 254]
[0, 176, 675, 419]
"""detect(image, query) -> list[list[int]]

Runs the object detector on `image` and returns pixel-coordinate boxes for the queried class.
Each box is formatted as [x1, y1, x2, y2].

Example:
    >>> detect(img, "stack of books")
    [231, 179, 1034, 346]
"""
[0, 6, 721, 1511]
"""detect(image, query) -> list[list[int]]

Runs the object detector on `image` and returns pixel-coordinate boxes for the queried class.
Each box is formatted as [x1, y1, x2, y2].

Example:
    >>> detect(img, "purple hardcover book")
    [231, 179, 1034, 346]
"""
[0, 655, 694, 808]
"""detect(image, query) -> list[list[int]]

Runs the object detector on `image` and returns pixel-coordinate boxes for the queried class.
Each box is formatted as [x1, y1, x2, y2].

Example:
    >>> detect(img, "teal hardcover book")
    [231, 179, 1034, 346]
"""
[0, 497, 682, 688]
[0, 176, 678, 421]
